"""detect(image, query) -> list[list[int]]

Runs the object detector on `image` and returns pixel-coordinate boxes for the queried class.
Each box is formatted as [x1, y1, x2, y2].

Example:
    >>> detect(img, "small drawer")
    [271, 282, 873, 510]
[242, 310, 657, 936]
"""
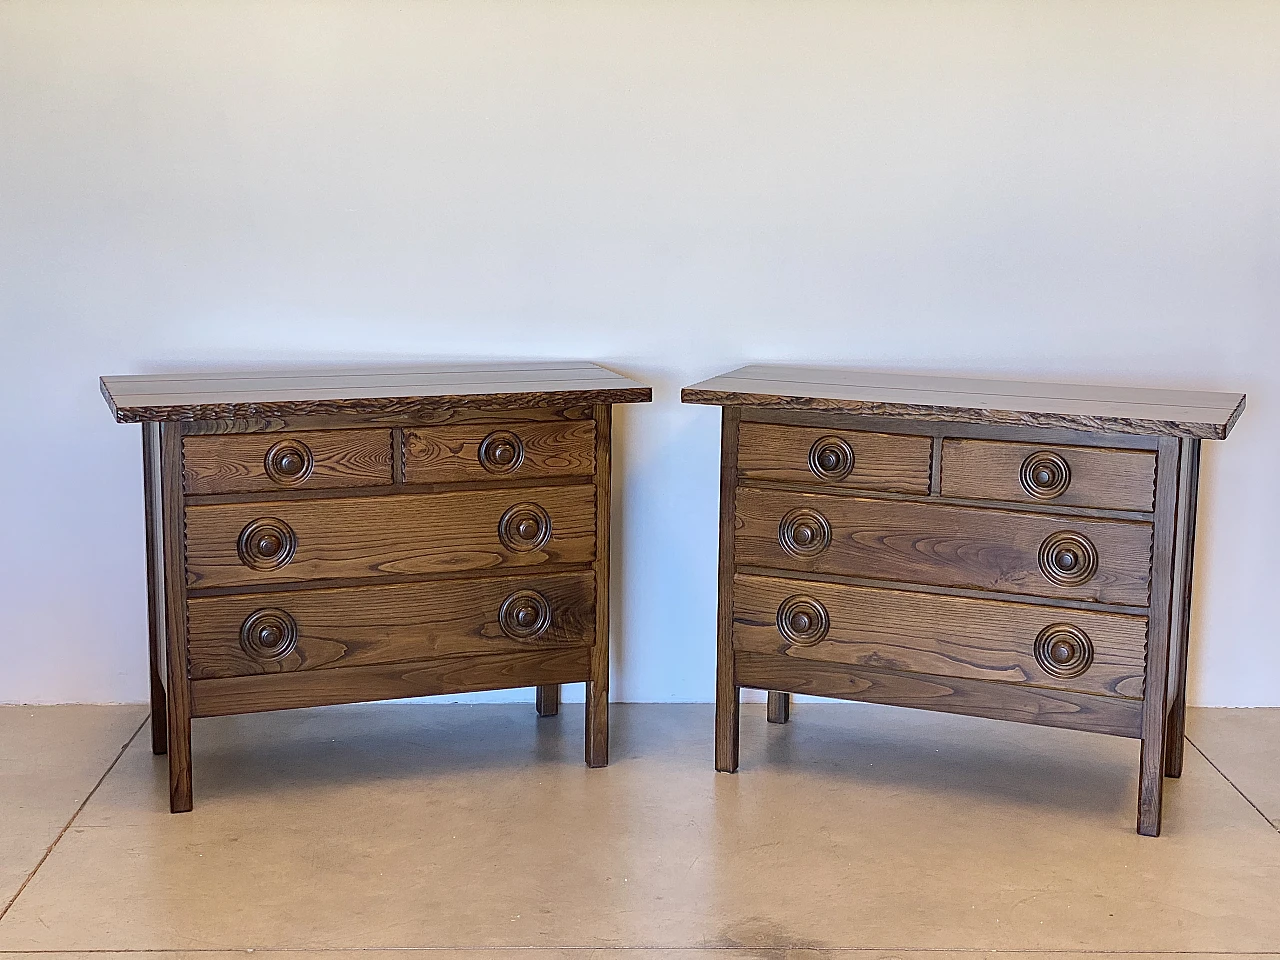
[734, 487, 1153, 606]
[183, 430, 393, 495]
[941, 439, 1155, 512]
[731, 574, 1147, 698]
[187, 571, 596, 679]
[184, 484, 597, 590]
[404, 419, 595, 484]
[737, 422, 931, 494]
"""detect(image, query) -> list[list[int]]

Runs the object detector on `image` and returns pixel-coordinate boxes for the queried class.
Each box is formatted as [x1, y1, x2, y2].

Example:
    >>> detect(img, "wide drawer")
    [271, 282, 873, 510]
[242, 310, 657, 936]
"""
[732, 574, 1147, 698]
[183, 430, 393, 495]
[738, 422, 931, 494]
[940, 439, 1156, 512]
[187, 571, 595, 679]
[734, 487, 1153, 606]
[404, 418, 595, 483]
[184, 484, 596, 589]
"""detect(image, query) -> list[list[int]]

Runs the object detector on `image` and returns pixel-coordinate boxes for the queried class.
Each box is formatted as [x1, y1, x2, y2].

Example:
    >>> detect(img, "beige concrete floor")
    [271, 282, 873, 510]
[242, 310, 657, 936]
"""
[0, 702, 1276, 959]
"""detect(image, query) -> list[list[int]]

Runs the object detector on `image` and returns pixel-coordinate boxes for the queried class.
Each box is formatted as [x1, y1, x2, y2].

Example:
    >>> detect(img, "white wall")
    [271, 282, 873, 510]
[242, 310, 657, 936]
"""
[1, 0, 1276, 706]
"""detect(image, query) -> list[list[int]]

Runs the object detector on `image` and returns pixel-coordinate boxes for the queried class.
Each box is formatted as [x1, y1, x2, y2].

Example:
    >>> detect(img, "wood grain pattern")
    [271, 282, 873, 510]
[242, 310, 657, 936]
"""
[404, 419, 595, 484]
[536, 684, 560, 717]
[187, 572, 595, 679]
[103, 362, 651, 423]
[184, 485, 596, 589]
[191, 648, 593, 718]
[159, 424, 193, 812]
[683, 365, 1245, 440]
[586, 403, 611, 767]
[735, 487, 1154, 606]
[735, 650, 1143, 738]
[716, 407, 742, 773]
[737, 421, 932, 494]
[142, 422, 168, 755]
[941, 439, 1156, 512]
[182, 429, 393, 495]
[179, 405, 597, 435]
[732, 574, 1148, 699]
[766, 691, 790, 723]
[1164, 438, 1201, 778]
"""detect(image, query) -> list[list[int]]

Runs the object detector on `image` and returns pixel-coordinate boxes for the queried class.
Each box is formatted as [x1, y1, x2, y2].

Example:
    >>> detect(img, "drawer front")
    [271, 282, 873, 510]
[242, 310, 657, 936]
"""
[732, 574, 1146, 698]
[187, 572, 596, 679]
[738, 422, 931, 494]
[184, 485, 596, 589]
[404, 419, 595, 484]
[735, 487, 1153, 606]
[184, 430, 393, 495]
[941, 439, 1156, 512]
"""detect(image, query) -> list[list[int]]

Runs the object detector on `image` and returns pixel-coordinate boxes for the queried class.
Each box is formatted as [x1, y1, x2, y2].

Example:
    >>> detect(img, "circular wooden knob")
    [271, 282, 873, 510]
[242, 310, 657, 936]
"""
[1020, 451, 1071, 500]
[1035, 623, 1094, 678]
[1038, 531, 1098, 587]
[479, 431, 525, 474]
[498, 502, 552, 553]
[779, 508, 832, 558]
[240, 608, 298, 661]
[808, 436, 854, 481]
[264, 439, 314, 485]
[237, 517, 298, 570]
[500, 590, 552, 640]
[776, 595, 830, 646]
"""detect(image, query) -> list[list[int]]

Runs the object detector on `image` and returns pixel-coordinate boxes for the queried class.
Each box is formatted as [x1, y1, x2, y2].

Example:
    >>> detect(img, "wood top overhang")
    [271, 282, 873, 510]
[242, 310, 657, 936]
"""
[102, 361, 652, 423]
[681, 365, 1245, 440]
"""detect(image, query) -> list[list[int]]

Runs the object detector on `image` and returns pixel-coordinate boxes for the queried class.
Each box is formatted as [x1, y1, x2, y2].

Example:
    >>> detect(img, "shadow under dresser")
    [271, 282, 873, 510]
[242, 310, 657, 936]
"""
[102, 362, 651, 812]
[682, 365, 1245, 836]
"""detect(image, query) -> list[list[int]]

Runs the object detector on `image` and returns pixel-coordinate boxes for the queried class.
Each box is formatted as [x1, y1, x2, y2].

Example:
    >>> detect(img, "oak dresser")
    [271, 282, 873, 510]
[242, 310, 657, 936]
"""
[682, 365, 1245, 835]
[102, 362, 651, 812]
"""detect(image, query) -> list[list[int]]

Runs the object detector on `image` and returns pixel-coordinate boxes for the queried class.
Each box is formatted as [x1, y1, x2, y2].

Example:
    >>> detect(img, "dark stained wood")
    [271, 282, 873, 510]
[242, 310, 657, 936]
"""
[103, 362, 651, 423]
[182, 429, 393, 495]
[716, 407, 742, 773]
[735, 487, 1154, 606]
[142, 422, 168, 755]
[732, 574, 1147, 699]
[941, 439, 1156, 513]
[1138, 437, 1182, 836]
[766, 691, 790, 724]
[737, 422, 932, 494]
[184, 474, 592, 508]
[736, 651, 1143, 738]
[159, 424, 193, 812]
[684, 366, 1245, 440]
[187, 572, 595, 679]
[536, 684, 560, 717]
[184, 485, 596, 589]
[404, 419, 594, 484]
[586, 404, 611, 767]
[1164, 439, 1201, 778]
[192, 648, 592, 718]
[179, 404, 596, 435]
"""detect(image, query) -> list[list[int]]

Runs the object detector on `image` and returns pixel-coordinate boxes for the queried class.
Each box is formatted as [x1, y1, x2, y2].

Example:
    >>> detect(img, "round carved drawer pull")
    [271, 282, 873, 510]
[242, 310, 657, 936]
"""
[499, 589, 552, 641]
[240, 608, 298, 662]
[776, 595, 830, 646]
[779, 508, 832, 558]
[237, 517, 298, 571]
[1020, 450, 1071, 500]
[1038, 531, 1099, 587]
[264, 439, 314, 486]
[1035, 623, 1094, 679]
[808, 436, 855, 482]
[479, 430, 525, 474]
[498, 502, 552, 553]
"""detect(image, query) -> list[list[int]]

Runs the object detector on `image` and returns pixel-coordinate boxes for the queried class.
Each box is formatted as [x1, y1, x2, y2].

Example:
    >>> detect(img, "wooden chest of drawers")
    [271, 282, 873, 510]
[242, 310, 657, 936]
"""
[102, 362, 650, 812]
[683, 365, 1245, 836]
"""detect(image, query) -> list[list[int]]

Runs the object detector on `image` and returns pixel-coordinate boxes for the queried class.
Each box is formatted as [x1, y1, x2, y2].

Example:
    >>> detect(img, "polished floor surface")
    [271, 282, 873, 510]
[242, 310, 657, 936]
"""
[0, 701, 1277, 959]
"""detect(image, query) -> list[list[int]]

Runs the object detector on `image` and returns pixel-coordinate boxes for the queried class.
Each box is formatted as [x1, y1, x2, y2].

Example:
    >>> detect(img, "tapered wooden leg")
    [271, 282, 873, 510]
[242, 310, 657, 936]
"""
[766, 691, 790, 724]
[159, 423, 193, 813]
[715, 407, 741, 772]
[536, 684, 560, 717]
[141, 422, 167, 756]
[585, 404, 610, 768]
[1165, 439, 1200, 778]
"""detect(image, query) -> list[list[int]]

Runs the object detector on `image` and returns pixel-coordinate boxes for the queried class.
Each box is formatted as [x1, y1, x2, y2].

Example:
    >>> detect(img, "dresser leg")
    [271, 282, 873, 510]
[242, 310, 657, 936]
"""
[586, 403, 611, 768]
[141, 422, 167, 756]
[766, 691, 790, 724]
[1137, 734, 1165, 837]
[536, 684, 560, 717]
[1164, 439, 1200, 779]
[168, 709, 193, 814]
[159, 422, 194, 813]
[716, 683, 740, 772]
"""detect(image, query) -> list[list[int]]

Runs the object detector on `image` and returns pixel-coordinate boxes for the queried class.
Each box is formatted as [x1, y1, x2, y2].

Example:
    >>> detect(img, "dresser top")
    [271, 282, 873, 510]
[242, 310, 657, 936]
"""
[682, 365, 1245, 440]
[102, 361, 652, 423]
